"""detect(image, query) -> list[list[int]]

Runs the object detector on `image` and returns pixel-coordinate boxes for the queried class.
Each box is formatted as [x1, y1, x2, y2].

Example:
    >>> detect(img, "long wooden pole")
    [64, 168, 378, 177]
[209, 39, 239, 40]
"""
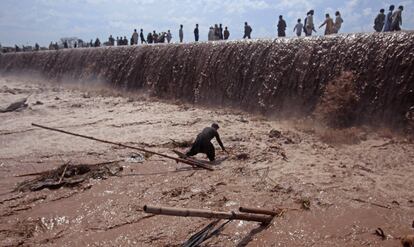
[239, 207, 281, 216]
[31, 123, 214, 171]
[143, 205, 273, 224]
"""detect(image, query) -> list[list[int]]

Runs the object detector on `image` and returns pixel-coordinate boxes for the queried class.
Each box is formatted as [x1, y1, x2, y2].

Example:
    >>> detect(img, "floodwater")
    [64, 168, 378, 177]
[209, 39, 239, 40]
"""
[0, 76, 413, 246]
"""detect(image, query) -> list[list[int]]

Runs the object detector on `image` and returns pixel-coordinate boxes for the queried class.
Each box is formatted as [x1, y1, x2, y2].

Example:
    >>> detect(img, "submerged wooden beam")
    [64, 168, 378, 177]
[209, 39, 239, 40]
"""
[143, 205, 273, 224]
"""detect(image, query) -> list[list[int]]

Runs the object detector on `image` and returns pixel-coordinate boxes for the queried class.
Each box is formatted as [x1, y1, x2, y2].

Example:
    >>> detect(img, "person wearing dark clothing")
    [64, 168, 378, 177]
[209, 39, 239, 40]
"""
[219, 24, 223, 40]
[94, 38, 100, 47]
[152, 31, 159, 43]
[123, 36, 128, 46]
[147, 33, 153, 44]
[140, 29, 146, 44]
[224, 27, 230, 40]
[179, 24, 184, 43]
[374, 9, 386, 32]
[64, 41, 68, 48]
[132, 29, 139, 45]
[35, 43, 40, 51]
[214, 24, 220, 40]
[194, 24, 199, 42]
[243, 22, 252, 39]
[109, 35, 115, 46]
[186, 123, 226, 162]
[277, 15, 287, 37]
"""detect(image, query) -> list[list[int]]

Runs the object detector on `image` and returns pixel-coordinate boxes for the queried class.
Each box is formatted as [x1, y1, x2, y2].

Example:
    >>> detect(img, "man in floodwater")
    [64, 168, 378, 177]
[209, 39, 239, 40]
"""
[186, 123, 227, 162]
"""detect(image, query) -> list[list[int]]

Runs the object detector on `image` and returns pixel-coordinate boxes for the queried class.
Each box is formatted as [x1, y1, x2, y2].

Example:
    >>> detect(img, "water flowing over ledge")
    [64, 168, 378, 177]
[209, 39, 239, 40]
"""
[1, 32, 413, 127]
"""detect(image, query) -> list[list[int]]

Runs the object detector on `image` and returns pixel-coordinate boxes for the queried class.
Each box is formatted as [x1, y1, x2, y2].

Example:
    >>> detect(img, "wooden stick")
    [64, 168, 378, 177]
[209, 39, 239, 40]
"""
[239, 207, 281, 216]
[143, 205, 273, 224]
[58, 162, 70, 183]
[31, 123, 214, 171]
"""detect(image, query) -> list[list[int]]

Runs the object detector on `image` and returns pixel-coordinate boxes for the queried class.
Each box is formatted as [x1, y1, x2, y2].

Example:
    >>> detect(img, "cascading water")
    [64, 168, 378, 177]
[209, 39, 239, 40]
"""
[1, 32, 413, 128]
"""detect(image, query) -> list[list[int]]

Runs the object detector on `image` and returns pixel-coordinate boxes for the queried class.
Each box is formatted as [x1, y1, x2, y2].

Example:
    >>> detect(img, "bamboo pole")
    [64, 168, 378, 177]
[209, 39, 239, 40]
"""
[239, 207, 281, 216]
[143, 205, 273, 224]
[31, 123, 214, 171]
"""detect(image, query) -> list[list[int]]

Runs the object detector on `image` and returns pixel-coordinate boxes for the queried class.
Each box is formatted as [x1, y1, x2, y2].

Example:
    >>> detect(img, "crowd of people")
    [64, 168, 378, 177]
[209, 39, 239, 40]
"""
[374, 5, 404, 32]
[1, 4, 406, 53]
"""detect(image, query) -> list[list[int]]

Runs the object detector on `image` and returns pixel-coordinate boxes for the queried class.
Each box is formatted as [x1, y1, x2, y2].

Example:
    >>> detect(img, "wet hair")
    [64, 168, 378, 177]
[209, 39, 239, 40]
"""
[389, 5, 395, 11]
[212, 123, 219, 129]
[380, 9, 385, 13]
[335, 11, 340, 16]
[297, 18, 301, 22]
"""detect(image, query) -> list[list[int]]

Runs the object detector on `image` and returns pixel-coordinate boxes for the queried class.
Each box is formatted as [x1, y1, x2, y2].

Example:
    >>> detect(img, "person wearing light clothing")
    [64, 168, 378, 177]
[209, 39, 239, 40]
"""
[306, 10, 315, 36]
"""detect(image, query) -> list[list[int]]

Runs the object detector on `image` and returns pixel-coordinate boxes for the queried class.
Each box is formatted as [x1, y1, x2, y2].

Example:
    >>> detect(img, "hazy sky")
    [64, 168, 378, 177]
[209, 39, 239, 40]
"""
[0, 0, 413, 46]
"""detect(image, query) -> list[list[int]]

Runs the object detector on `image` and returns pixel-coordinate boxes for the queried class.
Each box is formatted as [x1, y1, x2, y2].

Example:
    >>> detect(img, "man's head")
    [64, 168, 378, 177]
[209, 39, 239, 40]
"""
[298, 18, 301, 23]
[180, 24, 183, 28]
[335, 11, 340, 16]
[134, 29, 137, 32]
[380, 9, 385, 13]
[399, 5, 404, 11]
[309, 10, 314, 15]
[325, 13, 330, 18]
[389, 5, 395, 11]
[141, 29, 143, 32]
[212, 123, 219, 130]
[196, 24, 199, 27]
[245, 22, 248, 25]
[279, 15, 283, 19]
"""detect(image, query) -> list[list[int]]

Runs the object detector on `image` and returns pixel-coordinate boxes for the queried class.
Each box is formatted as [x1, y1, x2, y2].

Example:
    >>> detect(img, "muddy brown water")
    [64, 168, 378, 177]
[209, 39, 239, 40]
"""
[0, 76, 413, 246]
[0, 33, 413, 246]
[1, 32, 413, 128]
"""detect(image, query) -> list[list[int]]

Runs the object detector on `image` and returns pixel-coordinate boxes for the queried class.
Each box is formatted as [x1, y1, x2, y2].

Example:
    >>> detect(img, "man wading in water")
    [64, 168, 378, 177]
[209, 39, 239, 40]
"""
[186, 123, 227, 162]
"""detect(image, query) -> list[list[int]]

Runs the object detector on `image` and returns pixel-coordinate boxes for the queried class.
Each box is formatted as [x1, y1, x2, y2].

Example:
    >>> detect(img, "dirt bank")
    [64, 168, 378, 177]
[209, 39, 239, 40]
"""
[1, 33, 414, 128]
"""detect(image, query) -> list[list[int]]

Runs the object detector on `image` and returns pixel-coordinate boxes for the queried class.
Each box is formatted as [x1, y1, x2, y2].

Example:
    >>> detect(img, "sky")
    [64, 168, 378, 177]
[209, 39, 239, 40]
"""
[0, 0, 413, 47]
